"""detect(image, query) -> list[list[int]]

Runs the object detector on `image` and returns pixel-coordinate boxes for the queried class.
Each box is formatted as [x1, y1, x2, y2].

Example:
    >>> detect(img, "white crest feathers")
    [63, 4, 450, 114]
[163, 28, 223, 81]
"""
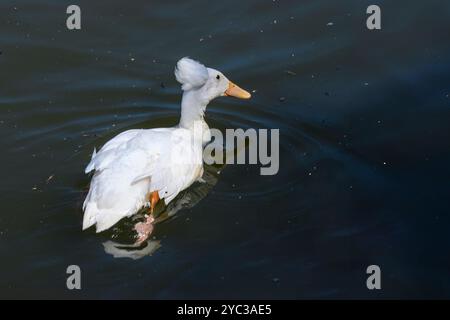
[174, 57, 209, 91]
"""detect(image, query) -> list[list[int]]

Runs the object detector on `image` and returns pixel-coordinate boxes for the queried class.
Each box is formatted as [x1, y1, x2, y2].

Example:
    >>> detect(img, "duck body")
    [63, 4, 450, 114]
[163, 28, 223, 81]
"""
[83, 125, 206, 232]
[82, 57, 250, 235]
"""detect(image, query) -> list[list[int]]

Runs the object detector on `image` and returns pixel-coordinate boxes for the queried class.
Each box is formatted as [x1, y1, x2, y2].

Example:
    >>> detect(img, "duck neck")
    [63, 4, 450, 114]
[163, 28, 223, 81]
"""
[179, 90, 208, 129]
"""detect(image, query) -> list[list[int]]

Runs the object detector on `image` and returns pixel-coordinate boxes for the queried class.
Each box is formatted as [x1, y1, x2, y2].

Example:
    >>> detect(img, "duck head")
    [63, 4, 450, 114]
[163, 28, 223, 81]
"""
[175, 57, 251, 103]
[175, 57, 251, 129]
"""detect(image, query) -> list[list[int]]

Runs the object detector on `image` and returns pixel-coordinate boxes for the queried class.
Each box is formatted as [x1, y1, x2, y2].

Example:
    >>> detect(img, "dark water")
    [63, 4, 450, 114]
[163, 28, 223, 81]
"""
[1, 0, 450, 299]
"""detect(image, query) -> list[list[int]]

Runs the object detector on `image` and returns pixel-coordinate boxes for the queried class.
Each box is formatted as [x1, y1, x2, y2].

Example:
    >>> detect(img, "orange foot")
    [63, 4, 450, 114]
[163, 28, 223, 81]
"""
[134, 191, 159, 245]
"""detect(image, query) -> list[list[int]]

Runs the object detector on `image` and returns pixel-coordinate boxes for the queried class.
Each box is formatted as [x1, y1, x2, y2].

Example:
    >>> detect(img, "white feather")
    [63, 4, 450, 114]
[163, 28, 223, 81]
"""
[82, 57, 229, 233]
[175, 57, 209, 91]
[83, 128, 205, 232]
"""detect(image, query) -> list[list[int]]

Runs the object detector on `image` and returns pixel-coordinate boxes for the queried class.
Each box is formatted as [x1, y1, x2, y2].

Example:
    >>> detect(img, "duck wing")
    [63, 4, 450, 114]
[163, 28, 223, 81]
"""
[82, 127, 199, 232]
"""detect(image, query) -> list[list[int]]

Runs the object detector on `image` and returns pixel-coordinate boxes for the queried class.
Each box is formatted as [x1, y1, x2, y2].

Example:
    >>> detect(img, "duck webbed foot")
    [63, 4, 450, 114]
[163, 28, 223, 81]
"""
[134, 191, 160, 245]
[134, 214, 154, 245]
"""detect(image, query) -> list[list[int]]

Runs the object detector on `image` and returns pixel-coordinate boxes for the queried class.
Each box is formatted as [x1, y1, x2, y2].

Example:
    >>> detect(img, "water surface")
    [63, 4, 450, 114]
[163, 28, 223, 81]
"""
[1, 0, 450, 298]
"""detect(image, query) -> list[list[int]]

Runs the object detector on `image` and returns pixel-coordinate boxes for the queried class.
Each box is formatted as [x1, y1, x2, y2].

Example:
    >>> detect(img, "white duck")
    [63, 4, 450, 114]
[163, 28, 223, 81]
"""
[82, 57, 251, 243]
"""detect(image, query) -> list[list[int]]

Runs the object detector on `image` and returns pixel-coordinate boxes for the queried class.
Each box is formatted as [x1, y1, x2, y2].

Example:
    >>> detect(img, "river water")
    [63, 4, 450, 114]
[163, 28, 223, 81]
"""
[1, 0, 450, 298]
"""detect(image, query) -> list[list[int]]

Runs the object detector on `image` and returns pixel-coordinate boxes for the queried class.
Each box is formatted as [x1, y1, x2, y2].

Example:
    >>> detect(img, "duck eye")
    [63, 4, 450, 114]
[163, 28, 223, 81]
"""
[216, 75, 220, 80]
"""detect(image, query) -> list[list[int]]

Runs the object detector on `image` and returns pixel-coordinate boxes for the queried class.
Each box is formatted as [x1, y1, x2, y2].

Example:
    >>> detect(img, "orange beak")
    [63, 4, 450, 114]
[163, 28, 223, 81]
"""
[224, 81, 251, 99]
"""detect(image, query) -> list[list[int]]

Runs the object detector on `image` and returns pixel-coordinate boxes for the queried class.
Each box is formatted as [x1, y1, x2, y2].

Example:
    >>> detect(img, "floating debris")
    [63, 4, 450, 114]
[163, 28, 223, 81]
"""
[46, 174, 55, 184]
[279, 96, 286, 102]
[285, 70, 297, 76]
[327, 22, 334, 26]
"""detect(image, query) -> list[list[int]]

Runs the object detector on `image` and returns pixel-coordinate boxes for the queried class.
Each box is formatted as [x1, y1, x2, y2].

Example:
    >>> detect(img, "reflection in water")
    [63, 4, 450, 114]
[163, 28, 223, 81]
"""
[103, 240, 162, 260]
[102, 163, 220, 259]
